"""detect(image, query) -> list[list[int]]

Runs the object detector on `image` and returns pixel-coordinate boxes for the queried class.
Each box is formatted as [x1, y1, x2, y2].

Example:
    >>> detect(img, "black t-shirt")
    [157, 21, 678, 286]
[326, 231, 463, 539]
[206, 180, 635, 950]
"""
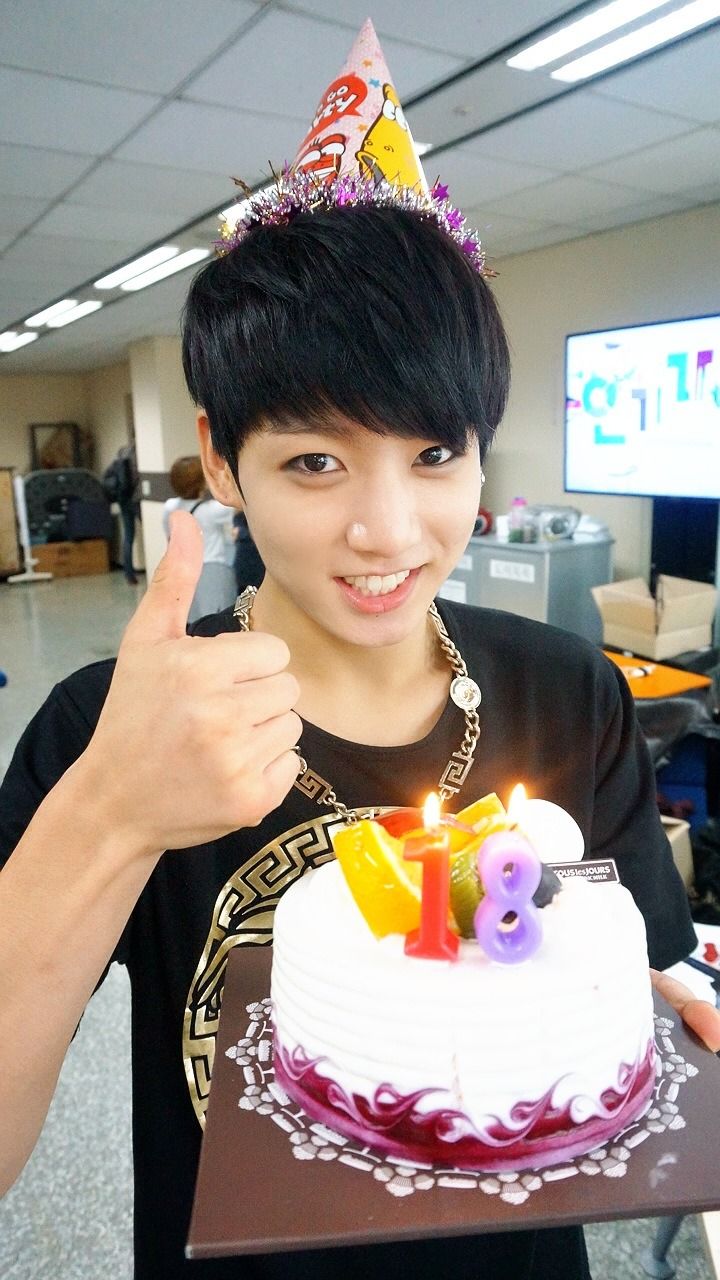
[0, 602, 696, 1279]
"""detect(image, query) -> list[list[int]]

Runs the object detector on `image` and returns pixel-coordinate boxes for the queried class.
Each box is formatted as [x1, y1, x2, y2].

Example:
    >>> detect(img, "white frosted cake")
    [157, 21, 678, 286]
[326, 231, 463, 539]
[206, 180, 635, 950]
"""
[271, 860, 656, 1171]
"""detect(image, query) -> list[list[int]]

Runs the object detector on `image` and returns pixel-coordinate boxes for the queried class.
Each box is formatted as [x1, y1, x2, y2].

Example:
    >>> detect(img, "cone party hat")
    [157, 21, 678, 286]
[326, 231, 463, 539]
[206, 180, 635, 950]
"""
[291, 18, 428, 194]
[217, 19, 490, 276]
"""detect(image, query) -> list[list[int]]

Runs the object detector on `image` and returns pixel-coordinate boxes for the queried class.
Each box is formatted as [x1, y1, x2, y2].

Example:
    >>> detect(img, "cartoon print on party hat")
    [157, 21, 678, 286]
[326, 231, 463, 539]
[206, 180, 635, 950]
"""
[356, 83, 423, 189]
[292, 17, 427, 194]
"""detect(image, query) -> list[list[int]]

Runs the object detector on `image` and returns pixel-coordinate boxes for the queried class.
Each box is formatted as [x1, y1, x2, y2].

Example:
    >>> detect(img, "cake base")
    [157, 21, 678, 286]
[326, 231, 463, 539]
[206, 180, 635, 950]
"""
[275, 1037, 656, 1173]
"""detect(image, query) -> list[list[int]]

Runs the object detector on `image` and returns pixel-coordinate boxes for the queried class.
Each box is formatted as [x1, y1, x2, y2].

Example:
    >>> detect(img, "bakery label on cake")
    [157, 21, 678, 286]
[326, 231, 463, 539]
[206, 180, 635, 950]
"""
[271, 788, 658, 1173]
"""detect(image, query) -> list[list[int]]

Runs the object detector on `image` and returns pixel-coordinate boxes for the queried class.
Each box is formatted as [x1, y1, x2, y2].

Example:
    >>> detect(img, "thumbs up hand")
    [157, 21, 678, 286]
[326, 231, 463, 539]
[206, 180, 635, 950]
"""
[82, 510, 302, 856]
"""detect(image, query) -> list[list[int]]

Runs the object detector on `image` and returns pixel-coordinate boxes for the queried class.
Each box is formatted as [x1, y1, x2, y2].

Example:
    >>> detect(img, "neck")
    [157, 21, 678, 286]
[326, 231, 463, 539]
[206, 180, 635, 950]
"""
[249, 580, 449, 745]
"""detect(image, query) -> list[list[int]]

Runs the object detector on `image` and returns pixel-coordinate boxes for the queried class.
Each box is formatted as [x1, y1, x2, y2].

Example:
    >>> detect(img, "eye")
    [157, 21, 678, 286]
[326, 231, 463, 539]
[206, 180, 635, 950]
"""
[415, 445, 455, 467]
[287, 453, 340, 474]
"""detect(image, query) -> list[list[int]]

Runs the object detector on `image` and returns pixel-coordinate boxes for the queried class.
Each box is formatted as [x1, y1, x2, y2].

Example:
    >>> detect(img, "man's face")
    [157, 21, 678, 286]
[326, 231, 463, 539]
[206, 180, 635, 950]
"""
[234, 415, 483, 648]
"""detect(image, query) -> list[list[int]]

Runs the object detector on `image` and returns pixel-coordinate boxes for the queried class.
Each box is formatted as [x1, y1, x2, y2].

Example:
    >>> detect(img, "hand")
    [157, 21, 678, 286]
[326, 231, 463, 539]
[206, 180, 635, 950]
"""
[79, 510, 302, 855]
[650, 968, 720, 1053]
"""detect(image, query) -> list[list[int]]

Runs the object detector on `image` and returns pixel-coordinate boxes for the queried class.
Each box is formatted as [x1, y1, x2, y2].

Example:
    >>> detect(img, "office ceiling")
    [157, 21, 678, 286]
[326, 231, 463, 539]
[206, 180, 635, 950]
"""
[1, 0, 719, 374]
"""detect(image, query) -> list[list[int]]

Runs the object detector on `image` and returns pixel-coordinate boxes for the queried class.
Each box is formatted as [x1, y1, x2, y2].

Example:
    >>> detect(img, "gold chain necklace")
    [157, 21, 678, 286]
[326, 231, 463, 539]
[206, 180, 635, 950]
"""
[233, 586, 482, 824]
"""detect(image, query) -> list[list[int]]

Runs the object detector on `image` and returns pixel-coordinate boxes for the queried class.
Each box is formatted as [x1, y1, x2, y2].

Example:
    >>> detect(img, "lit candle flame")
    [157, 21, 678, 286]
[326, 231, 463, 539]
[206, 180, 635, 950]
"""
[423, 792, 441, 830]
[507, 784, 528, 824]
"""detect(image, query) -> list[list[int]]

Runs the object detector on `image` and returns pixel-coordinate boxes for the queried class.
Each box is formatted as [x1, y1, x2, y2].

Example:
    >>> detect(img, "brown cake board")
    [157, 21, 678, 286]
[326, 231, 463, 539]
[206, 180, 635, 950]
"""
[187, 946, 720, 1260]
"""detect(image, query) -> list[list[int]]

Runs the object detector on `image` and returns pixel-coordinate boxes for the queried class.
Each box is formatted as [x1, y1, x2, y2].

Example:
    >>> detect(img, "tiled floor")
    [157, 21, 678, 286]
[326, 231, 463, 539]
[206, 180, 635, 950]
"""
[0, 570, 714, 1278]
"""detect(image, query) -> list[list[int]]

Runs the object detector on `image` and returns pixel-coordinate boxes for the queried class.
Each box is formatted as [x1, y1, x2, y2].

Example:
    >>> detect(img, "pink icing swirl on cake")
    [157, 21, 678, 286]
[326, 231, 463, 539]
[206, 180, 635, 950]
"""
[274, 1036, 656, 1172]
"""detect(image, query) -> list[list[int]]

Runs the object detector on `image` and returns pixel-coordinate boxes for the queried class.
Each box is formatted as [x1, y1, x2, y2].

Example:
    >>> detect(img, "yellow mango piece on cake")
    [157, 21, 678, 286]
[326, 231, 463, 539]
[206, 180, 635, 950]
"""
[333, 819, 422, 938]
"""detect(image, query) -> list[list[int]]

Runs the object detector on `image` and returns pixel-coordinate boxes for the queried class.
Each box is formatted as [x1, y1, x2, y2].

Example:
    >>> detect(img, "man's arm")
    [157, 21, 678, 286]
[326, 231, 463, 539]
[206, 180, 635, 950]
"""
[0, 512, 301, 1194]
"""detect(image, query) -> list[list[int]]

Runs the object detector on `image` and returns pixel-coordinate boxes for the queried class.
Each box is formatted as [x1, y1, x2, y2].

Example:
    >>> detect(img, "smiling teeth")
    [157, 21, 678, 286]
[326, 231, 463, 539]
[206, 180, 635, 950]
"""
[343, 570, 411, 596]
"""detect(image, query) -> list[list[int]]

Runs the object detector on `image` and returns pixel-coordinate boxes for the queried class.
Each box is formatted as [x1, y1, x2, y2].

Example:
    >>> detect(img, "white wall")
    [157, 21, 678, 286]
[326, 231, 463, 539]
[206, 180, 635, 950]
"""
[85, 363, 133, 474]
[0, 374, 90, 473]
[489, 201, 720, 579]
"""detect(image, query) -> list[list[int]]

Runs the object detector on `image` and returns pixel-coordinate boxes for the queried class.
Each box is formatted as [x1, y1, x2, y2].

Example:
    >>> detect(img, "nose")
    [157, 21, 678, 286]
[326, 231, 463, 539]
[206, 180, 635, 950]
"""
[345, 482, 422, 560]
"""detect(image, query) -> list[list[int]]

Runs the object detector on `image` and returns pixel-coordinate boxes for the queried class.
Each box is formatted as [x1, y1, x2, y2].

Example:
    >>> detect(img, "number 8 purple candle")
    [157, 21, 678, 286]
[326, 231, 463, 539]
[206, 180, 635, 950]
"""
[474, 830, 543, 964]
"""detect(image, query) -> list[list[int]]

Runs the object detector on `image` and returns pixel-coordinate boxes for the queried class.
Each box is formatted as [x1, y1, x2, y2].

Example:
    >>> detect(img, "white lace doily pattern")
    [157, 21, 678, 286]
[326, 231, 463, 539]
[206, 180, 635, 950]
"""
[226, 1002, 698, 1203]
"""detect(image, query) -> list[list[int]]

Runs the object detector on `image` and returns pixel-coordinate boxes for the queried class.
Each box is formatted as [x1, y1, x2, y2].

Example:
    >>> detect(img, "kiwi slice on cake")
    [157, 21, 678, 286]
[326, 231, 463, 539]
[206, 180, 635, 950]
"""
[449, 849, 485, 938]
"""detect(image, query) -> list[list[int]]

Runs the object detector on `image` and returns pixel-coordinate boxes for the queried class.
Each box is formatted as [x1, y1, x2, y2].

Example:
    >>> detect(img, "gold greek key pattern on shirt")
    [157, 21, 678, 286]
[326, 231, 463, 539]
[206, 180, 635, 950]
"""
[183, 811, 376, 1128]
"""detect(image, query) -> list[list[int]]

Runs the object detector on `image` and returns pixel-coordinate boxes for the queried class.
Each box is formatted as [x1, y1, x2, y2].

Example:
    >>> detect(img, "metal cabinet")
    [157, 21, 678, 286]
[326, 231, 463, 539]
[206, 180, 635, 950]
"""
[440, 533, 614, 643]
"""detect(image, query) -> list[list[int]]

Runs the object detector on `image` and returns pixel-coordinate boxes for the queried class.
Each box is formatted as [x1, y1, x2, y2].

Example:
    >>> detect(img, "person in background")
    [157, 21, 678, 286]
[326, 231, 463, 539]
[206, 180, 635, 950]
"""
[232, 510, 265, 592]
[163, 455, 237, 623]
[102, 443, 141, 585]
[118, 444, 141, 585]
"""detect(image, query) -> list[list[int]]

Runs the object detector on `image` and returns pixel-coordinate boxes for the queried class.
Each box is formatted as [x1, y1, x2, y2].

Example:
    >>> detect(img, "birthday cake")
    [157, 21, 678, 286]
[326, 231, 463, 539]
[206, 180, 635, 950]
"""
[271, 800, 657, 1172]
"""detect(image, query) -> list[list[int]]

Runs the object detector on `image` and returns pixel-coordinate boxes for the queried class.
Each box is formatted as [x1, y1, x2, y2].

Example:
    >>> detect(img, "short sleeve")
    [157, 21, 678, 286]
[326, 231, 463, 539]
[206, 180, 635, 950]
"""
[590, 657, 697, 970]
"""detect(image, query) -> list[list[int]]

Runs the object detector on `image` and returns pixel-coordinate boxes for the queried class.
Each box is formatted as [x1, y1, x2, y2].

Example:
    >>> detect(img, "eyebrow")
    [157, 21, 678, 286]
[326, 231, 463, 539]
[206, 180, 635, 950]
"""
[264, 418, 359, 442]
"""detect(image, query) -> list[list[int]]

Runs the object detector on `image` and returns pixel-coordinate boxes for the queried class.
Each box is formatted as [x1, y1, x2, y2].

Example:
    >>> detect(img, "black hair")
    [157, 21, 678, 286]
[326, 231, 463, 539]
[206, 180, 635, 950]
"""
[182, 204, 510, 474]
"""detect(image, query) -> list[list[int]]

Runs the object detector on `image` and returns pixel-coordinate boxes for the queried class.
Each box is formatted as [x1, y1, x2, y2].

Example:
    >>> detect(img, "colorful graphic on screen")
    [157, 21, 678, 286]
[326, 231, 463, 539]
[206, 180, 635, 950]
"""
[565, 314, 720, 500]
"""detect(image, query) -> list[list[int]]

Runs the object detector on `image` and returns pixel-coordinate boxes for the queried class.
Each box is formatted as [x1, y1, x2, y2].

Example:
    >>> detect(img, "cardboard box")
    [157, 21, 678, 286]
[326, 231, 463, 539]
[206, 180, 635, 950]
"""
[32, 539, 109, 577]
[661, 814, 693, 888]
[591, 574, 717, 660]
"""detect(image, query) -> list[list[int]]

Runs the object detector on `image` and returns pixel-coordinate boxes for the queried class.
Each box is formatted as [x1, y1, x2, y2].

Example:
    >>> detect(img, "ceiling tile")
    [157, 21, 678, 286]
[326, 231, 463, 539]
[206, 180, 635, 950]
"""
[187, 8, 465, 122]
[0, 67, 158, 154]
[33, 200, 193, 244]
[0, 144, 93, 199]
[421, 144, 560, 209]
[0, 195, 55, 235]
[463, 207, 557, 237]
[476, 174, 650, 222]
[65, 159, 232, 218]
[0, 233, 142, 282]
[582, 127, 720, 196]
[572, 193, 702, 234]
[285, 0, 575, 60]
[407, 64, 568, 151]
[0, 0, 260, 94]
[459, 88, 697, 170]
[493, 224, 590, 257]
[590, 24, 720, 126]
[115, 99, 307, 180]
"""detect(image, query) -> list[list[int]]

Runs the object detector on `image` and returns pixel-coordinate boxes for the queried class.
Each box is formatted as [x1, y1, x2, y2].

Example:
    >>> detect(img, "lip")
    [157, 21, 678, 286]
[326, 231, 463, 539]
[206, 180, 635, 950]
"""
[335, 567, 421, 615]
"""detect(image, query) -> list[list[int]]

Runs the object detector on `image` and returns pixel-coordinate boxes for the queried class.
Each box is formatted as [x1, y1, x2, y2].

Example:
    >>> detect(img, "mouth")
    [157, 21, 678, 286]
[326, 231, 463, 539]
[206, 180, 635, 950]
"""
[340, 570, 411, 598]
[335, 567, 421, 614]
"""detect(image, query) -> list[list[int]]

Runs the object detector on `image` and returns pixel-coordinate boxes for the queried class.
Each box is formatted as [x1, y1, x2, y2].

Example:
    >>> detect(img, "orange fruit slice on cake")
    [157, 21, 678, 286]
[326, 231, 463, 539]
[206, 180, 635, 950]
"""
[333, 820, 422, 938]
[448, 792, 508, 852]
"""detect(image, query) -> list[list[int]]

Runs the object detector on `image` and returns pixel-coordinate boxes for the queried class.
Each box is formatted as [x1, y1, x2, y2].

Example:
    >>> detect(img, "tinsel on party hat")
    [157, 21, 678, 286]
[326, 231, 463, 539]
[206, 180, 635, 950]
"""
[291, 17, 428, 193]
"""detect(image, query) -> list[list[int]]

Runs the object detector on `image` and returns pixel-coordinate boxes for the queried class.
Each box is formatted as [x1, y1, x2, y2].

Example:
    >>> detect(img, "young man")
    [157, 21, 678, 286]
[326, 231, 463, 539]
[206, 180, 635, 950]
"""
[1, 200, 718, 1280]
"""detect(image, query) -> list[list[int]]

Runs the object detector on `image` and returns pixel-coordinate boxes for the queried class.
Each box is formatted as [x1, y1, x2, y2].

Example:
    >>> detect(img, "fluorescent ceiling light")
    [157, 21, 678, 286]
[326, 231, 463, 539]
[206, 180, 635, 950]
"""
[94, 246, 179, 290]
[47, 300, 104, 328]
[507, 0, 668, 70]
[552, 0, 720, 80]
[25, 298, 78, 327]
[0, 330, 39, 352]
[120, 247, 210, 291]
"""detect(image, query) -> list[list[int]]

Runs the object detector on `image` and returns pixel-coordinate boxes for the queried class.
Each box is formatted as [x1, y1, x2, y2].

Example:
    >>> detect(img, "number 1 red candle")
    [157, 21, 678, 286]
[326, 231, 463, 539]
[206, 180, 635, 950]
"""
[403, 794, 459, 961]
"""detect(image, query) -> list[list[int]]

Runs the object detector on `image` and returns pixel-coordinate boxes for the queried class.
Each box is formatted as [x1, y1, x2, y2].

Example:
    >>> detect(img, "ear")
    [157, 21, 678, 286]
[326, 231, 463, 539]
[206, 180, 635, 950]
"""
[196, 413, 243, 510]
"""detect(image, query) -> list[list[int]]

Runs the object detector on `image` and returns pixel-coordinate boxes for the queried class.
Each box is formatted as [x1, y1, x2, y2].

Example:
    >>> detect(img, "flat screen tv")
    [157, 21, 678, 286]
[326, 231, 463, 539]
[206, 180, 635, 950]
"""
[565, 313, 720, 500]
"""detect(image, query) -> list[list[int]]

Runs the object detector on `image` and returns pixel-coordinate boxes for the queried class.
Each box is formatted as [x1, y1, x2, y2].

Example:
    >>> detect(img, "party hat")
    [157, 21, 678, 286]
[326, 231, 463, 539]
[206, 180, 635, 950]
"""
[291, 18, 428, 194]
[217, 20, 491, 276]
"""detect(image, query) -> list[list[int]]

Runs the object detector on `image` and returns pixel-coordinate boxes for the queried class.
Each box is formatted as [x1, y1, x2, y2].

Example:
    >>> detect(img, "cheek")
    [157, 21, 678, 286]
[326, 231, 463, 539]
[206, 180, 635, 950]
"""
[245, 497, 325, 564]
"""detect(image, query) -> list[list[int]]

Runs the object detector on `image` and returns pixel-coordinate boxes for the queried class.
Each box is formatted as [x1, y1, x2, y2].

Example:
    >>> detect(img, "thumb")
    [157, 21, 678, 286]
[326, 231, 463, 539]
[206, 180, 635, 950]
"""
[123, 510, 204, 645]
